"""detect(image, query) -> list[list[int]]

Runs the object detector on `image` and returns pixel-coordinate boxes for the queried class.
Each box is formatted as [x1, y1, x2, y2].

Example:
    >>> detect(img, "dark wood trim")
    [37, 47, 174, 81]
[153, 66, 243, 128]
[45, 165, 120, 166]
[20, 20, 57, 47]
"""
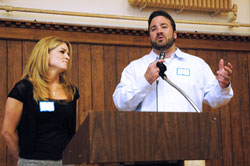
[1, 19, 249, 41]
[0, 26, 249, 51]
[0, 19, 250, 47]
[0, 26, 150, 46]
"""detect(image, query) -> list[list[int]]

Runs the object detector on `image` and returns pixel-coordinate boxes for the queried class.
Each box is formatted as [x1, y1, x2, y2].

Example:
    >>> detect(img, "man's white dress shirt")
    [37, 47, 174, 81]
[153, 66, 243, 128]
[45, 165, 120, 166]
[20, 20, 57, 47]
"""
[113, 48, 233, 112]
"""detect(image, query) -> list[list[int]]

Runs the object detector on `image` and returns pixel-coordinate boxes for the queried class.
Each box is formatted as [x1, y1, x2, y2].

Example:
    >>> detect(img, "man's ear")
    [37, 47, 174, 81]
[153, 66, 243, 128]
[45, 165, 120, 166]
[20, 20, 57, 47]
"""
[174, 31, 177, 39]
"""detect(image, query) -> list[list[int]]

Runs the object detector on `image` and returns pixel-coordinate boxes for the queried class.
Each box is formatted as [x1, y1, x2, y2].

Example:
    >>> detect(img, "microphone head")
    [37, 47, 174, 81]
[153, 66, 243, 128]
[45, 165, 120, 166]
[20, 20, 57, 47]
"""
[159, 52, 165, 60]
[157, 52, 166, 78]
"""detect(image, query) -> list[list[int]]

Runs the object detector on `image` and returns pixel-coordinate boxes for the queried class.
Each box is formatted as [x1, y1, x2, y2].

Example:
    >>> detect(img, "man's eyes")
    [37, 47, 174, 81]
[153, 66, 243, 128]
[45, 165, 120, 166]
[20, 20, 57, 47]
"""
[162, 25, 167, 28]
[151, 27, 156, 31]
[151, 25, 168, 31]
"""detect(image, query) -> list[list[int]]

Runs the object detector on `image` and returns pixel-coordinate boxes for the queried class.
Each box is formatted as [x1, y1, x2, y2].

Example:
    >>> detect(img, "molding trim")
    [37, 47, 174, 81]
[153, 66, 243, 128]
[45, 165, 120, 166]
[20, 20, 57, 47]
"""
[1, 19, 249, 42]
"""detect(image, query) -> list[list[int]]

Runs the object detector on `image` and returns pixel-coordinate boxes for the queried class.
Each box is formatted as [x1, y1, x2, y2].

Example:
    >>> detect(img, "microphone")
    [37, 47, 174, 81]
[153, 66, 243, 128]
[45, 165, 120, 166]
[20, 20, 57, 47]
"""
[156, 52, 167, 78]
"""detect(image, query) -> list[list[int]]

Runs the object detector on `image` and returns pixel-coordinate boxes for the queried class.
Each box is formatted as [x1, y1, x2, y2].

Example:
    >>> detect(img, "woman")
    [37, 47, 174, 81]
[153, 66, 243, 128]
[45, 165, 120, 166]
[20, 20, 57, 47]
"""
[2, 36, 79, 166]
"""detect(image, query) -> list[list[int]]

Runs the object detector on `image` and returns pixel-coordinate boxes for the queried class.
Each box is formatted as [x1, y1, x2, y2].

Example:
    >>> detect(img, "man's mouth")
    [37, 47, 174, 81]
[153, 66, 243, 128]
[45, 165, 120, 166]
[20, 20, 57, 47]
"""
[157, 36, 165, 42]
[157, 35, 164, 39]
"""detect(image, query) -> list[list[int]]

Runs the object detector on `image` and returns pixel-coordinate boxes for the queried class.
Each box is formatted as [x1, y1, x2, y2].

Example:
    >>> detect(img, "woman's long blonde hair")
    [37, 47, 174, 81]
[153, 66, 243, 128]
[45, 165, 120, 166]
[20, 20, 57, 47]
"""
[21, 36, 76, 102]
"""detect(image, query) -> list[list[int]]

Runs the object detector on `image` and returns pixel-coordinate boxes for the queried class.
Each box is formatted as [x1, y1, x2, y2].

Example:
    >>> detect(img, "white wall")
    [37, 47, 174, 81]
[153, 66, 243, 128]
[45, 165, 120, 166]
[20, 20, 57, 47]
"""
[0, 0, 249, 35]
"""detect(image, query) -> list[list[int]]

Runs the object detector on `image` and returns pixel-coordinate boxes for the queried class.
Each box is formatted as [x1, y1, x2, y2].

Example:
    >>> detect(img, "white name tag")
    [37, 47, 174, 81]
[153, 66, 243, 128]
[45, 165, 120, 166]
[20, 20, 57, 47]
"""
[39, 101, 55, 112]
[177, 68, 190, 76]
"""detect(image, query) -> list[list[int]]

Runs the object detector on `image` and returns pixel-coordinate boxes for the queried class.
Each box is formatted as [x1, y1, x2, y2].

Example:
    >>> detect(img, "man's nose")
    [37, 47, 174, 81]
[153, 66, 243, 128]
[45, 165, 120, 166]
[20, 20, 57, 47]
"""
[156, 27, 163, 34]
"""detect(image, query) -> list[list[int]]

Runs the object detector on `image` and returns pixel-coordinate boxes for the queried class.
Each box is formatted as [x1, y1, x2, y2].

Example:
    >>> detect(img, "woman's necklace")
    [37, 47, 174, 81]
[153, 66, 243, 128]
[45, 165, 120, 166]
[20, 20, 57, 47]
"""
[51, 85, 59, 97]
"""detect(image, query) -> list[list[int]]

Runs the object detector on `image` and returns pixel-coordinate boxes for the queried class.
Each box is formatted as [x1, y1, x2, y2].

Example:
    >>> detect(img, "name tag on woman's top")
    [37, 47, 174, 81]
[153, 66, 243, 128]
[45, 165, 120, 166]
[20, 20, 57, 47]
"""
[39, 101, 55, 112]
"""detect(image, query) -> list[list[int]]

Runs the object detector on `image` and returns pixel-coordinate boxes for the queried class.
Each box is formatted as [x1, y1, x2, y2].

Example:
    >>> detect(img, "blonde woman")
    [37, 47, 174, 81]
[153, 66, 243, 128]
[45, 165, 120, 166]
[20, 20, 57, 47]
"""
[2, 36, 79, 166]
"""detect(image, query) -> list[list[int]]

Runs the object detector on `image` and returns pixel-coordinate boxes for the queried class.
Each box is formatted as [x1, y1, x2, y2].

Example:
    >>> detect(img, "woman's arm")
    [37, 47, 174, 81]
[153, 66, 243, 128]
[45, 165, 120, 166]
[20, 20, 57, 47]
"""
[1, 97, 23, 159]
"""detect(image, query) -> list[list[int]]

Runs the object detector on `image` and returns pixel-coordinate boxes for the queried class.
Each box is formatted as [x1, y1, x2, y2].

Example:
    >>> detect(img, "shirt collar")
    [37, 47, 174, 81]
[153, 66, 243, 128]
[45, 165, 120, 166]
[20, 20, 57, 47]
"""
[175, 48, 185, 59]
[149, 47, 185, 60]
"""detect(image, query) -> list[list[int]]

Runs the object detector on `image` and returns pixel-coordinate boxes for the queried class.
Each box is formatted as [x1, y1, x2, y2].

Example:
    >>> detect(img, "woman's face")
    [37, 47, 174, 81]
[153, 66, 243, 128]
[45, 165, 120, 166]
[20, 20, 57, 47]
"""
[49, 43, 70, 73]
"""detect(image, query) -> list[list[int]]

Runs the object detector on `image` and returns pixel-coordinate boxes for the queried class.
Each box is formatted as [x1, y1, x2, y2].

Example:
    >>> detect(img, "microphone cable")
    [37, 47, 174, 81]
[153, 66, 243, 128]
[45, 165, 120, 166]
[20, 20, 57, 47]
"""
[156, 79, 159, 112]
[156, 52, 166, 112]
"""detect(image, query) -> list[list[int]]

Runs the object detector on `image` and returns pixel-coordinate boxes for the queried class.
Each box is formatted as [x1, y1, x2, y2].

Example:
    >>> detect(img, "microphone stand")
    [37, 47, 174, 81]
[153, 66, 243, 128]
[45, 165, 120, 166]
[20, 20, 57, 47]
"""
[157, 61, 201, 113]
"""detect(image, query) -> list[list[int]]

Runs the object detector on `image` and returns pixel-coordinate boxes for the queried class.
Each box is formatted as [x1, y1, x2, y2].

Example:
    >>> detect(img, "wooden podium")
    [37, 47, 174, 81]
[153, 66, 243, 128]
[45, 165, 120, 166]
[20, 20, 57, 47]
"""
[62, 111, 222, 165]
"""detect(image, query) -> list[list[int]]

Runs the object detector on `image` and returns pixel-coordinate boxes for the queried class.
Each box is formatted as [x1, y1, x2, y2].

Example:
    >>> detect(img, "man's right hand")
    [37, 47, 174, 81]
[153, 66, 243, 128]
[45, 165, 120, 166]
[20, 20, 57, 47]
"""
[144, 59, 165, 84]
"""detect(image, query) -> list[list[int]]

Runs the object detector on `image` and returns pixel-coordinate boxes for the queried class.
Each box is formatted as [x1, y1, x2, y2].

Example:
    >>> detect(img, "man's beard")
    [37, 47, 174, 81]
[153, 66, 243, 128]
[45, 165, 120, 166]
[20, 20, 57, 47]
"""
[151, 35, 175, 51]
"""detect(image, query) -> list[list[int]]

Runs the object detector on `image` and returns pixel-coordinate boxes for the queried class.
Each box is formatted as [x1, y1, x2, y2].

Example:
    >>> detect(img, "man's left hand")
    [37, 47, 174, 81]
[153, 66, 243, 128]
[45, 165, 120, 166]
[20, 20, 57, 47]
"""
[216, 59, 233, 88]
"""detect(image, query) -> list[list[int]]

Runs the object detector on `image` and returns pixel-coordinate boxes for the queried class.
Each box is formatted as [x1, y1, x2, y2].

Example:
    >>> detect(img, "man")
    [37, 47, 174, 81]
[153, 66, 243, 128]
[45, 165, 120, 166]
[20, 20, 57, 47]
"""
[113, 10, 233, 112]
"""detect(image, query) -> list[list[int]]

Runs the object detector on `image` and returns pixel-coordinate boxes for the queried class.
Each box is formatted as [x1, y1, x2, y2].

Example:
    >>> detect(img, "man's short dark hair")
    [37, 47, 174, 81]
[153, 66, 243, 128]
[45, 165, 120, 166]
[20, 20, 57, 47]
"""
[148, 10, 176, 33]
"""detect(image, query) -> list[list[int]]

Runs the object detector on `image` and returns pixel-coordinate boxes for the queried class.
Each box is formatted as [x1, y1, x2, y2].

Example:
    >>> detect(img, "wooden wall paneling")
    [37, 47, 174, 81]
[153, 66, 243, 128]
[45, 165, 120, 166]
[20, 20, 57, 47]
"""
[91, 45, 105, 111]
[196, 49, 221, 166]
[176, 38, 249, 51]
[238, 51, 250, 166]
[78, 44, 96, 166]
[244, 52, 250, 166]
[6, 40, 22, 166]
[209, 52, 223, 166]
[190, 49, 212, 166]
[192, 50, 222, 166]
[204, 50, 219, 74]
[196, 50, 219, 113]
[242, 114, 250, 165]
[128, 47, 141, 63]
[22, 41, 36, 71]
[140, 47, 151, 57]
[203, 50, 222, 165]
[216, 51, 234, 166]
[67, 44, 79, 87]
[246, 52, 250, 166]
[199, 50, 225, 166]
[78, 44, 92, 124]
[7, 41, 23, 91]
[226, 51, 244, 166]
[0, 40, 7, 165]
[115, 46, 130, 86]
[68, 43, 79, 132]
[104, 48, 121, 163]
[182, 49, 196, 56]
[66, 44, 79, 131]
[103, 46, 117, 111]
